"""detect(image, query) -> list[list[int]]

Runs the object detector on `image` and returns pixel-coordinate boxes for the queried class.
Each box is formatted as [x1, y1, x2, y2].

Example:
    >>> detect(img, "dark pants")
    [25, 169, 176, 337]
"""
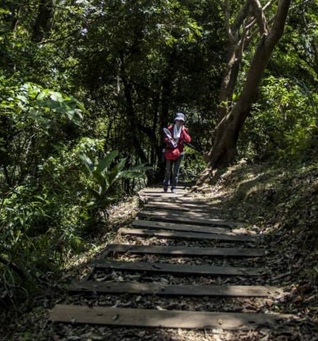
[163, 154, 184, 189]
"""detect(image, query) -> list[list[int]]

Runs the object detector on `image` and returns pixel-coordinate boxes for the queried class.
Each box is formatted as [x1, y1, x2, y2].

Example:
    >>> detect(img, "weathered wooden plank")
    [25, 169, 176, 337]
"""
[138, 190, 187, 198]
[132, 220, 249, 236]
[118, 227, 256, 242]
[106, 244, 265, 257]
[146, 195, 206, 202]
[50, 305, 295, 330]
[143, 202, 221, 213]
[141, 208, 222, 220]
[90, 260, 262, 276]
[140, 187, 188, 193]
[69, 281, 282, 297]
[146, 197, 210, 205]
[143, 204, 194, 212]
[137, 211, 241, 227]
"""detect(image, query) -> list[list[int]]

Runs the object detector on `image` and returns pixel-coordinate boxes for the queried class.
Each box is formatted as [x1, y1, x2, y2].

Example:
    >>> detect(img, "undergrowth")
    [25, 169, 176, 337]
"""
[211, 158, 318, 283]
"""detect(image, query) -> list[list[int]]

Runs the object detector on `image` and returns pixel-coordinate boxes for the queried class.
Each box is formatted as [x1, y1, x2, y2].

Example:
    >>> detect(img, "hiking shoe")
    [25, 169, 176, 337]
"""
[171, 188, 176, 193]
[163, 186, 168, 192]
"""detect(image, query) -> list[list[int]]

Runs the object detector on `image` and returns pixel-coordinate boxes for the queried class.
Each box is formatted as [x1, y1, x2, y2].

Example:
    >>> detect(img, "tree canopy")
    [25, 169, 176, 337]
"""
[1, 0, 318, 303]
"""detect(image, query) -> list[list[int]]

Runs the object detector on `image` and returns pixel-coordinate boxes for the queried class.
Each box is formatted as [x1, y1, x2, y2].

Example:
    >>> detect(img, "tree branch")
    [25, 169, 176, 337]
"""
[250, 0, 269, 35]
[232, 0, 251, 32]
[268, 0, 291, 44]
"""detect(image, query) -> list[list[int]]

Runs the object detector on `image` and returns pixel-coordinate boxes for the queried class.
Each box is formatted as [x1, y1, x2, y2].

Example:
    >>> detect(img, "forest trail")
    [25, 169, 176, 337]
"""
[49, 186, 298, 339]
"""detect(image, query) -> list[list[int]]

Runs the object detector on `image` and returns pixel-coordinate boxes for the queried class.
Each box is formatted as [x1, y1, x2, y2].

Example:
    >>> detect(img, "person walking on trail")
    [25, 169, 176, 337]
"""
[163, 112, 191, 193]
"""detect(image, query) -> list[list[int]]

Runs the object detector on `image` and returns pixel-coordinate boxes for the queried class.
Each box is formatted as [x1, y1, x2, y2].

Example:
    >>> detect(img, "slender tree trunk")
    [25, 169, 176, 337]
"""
[156, 48, 178, 181]
[160, 48, 177, 127]
[218, 0, 250, 121]
[32, 0, 55, 42]
[120, 55, 148, 164]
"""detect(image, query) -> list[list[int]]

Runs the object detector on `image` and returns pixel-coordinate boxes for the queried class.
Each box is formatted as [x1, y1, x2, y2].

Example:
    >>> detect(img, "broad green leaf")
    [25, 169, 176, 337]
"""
[96, 150, 119, 174]
[79, 154, 94, 173]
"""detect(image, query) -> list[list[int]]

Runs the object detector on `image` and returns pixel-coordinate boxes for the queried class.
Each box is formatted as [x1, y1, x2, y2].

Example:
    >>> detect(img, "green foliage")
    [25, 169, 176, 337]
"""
[274, 0, 318, 84]
[68, 0, 222, 159]
[0, 184, 74, 302]
[2, 81, 84, 126]
[240, 76, 318, 163]
[180, 147, 206, 183]
[80, 150, 150, 215]
[0, 80, 86, 187]
[0, 78, 89, 302]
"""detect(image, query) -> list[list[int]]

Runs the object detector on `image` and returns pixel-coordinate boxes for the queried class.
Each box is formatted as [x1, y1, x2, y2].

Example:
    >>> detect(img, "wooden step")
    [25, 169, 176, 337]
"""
[143, 202, 220, 212]
[106, 244, 265, 257]
[90, 260, 262, 276]
[118, 227, 256, 242]
[50, 305, 296, 330]
[140, 186, 187, 191]
[137, 211, 241, 227]
[138, 189, 187, 198]
[141, 208, 222, 220]
[132, 220, 251, 236]
[145, 197, 212, 205]
[69, 281, 282, 297]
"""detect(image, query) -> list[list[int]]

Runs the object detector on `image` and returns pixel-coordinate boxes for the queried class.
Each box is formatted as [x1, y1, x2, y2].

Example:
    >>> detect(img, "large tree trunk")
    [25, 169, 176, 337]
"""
[197, 0, 291, 186]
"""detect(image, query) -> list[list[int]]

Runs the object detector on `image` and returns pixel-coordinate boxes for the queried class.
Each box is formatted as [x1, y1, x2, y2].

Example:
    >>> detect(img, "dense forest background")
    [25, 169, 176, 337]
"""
[1, 0, 317, 307]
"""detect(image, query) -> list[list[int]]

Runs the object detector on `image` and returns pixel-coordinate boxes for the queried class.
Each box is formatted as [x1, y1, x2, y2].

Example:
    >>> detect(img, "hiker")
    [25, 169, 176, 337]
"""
[163, 112, 191, 193]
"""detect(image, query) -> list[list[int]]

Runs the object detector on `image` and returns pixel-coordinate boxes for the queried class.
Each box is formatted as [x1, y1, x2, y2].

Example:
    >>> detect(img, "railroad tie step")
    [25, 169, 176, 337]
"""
[132, 219, 251, 236]
[69, 281, 283, 297]
[118, 227, 257, 242]
[137, 210, 241, 227]
[105, 244, 265, 257]
[49, 305, 297, 330]
[89, 259, 263, 276]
